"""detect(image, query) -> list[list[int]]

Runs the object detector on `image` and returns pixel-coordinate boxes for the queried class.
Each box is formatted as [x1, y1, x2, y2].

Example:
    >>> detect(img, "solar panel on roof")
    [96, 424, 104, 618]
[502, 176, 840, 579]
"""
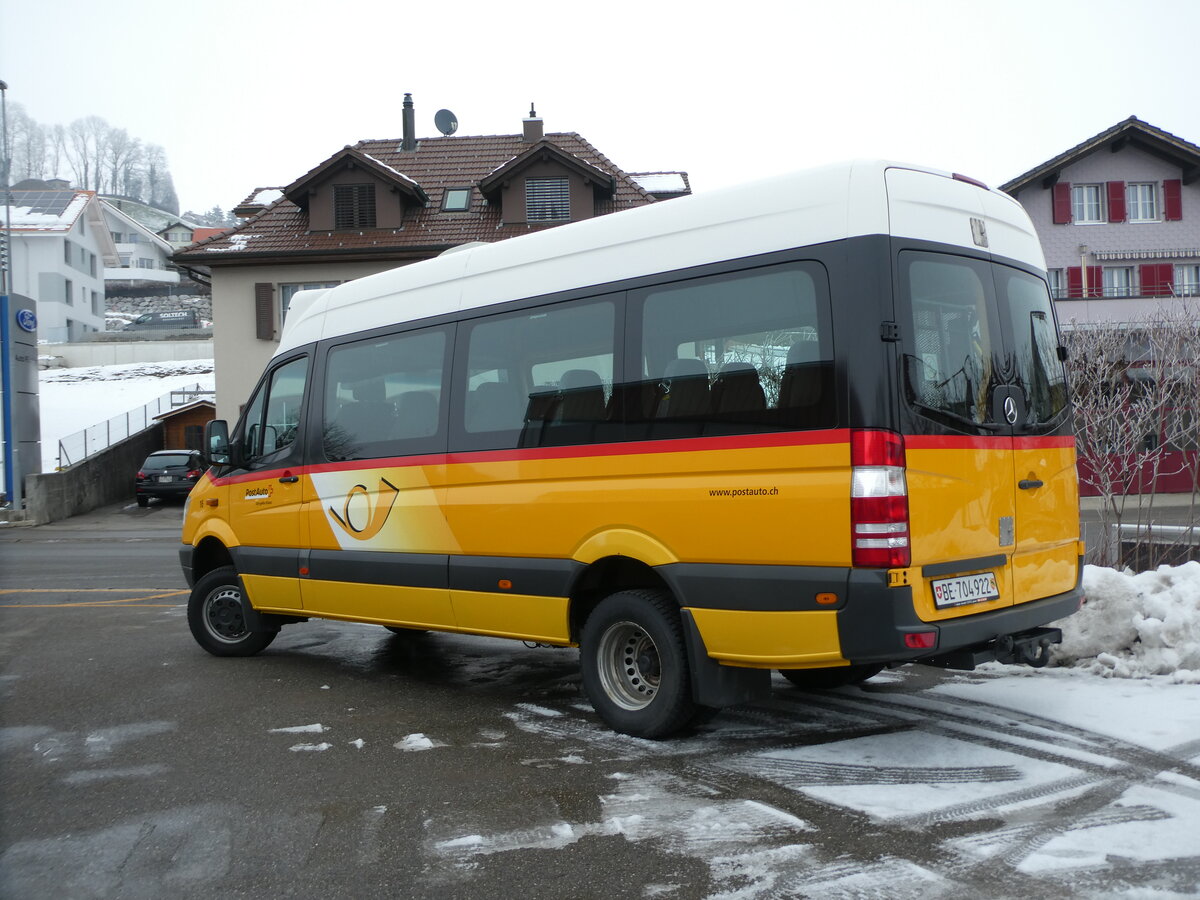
[12, 191, 74, 215]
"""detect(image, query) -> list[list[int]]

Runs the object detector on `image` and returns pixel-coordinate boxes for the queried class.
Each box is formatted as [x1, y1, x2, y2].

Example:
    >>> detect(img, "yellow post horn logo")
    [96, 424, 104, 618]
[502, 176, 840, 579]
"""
[329, 478, 400, 540]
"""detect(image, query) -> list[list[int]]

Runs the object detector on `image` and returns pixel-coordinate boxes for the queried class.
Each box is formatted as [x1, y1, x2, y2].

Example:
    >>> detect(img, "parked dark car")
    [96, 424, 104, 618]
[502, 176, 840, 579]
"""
[135, 450, 204, 507]
[124, 310, 201, 331]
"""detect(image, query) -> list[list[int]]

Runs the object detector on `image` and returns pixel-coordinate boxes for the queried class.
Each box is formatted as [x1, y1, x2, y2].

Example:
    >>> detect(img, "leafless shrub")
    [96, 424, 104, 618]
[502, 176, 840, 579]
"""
[1064, 307, 1200, 567]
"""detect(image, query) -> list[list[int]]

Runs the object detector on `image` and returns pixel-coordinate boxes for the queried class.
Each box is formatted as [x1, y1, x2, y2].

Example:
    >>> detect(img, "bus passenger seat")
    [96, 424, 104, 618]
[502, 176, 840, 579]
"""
[712, 362, 765, 414]
[469, 381, 523, 432]
[334, 380, 395, 444]
[394, 391, 439, 439]
[556, 369, 607, 422]
[780, 341, 824, 409]
[655, 358, 710, 418]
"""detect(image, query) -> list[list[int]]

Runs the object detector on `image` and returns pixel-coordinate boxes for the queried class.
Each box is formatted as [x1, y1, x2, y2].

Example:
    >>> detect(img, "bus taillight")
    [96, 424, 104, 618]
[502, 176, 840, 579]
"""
[850, 429, 911, 568]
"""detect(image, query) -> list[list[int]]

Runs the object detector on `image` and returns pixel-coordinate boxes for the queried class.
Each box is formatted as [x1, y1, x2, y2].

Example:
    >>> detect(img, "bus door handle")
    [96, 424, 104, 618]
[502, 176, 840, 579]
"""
[279, 472, 300, 484]
[1018, 478, 1044, 490]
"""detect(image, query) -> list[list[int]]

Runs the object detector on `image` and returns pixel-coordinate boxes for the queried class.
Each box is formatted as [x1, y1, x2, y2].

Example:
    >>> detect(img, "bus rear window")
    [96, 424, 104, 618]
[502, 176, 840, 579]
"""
[902, 254, 998, 430]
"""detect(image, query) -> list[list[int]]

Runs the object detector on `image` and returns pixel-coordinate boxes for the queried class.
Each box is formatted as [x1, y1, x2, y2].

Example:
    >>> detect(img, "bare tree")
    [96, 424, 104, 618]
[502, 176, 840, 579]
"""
[46, 123, 67, 181]
[104, 127, 141, 197]
[1066, 308, 1200, 567]
[7, 110, 178, 211]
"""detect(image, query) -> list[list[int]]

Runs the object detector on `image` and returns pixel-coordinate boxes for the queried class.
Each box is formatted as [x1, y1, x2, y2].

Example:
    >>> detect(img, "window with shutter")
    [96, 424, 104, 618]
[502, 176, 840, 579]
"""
[1175, 264, 1199, 296]
[526, 177, 570, 222]
[1127, 183, 1158, 222]
[333, 184, 377, 229]
[1163, 180, 1183, 221]
[255, 283, 275, 340]
[1106, 182, 1126, 222]
[1071, 185, 1104, 223]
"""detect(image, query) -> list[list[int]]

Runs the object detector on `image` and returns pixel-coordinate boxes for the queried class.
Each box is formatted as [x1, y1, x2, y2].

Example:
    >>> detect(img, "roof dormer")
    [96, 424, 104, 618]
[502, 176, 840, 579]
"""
[283, 146, 429, 232]
[479, 134, 616, 226]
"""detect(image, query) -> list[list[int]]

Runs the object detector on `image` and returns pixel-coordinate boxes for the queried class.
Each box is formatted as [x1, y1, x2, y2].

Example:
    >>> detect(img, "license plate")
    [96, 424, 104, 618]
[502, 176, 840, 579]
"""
[932, 572, 999, 609]
[158, 475, 173, 483]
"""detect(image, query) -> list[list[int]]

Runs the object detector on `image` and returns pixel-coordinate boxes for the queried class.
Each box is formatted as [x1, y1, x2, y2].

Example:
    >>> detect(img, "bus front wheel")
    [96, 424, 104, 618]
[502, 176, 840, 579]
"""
[188, 566, 277, 657]
[580, 590, 697, 739]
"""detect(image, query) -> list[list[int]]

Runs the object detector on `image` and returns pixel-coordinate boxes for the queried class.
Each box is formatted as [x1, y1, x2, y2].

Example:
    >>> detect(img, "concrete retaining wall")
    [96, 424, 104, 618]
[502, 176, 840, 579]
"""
[40, 340, 213, 369]
[23, 426, 163, 525]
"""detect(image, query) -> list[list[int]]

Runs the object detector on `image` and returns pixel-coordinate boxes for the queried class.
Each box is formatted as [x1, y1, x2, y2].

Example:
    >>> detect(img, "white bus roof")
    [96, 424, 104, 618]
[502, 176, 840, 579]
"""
[277, 160, 1043, 356]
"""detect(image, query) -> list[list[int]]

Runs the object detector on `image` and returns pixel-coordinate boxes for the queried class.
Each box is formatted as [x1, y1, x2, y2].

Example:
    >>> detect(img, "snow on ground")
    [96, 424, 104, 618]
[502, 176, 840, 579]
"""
[37, 360, 215, 471]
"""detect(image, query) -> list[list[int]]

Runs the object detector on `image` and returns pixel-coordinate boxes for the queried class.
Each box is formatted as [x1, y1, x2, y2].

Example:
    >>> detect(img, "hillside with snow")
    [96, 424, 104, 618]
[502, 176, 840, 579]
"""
[37, 360, 215, 471]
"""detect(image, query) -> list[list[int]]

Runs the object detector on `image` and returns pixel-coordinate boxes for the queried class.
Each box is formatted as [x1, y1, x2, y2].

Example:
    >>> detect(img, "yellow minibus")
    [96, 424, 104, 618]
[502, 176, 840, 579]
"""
[181, 160, 1082, 738]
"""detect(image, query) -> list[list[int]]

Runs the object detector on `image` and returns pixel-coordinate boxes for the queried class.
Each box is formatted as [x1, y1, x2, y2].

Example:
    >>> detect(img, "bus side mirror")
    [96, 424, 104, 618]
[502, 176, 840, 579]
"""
[204, 419, 236, 467]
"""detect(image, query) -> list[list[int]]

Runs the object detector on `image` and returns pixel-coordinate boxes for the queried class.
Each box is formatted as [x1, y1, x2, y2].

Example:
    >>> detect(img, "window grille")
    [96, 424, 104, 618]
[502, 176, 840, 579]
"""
[334, 184, 376, 229]
[526, 178, 570, 222]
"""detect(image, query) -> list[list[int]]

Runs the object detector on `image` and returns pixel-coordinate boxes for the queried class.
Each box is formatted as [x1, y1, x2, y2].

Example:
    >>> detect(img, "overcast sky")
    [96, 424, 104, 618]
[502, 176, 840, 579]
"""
[3, 0, 1198, 214]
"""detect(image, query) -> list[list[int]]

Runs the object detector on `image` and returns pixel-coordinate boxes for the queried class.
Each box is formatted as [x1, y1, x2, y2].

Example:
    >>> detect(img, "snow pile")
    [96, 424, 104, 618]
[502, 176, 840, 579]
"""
[1052, 562, 1200, 682]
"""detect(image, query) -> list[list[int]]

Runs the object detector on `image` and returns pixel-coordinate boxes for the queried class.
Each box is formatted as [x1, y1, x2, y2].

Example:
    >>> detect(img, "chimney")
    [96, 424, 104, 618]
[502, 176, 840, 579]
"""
[522, 103, 543, 143]
[401, 93, 416, 152]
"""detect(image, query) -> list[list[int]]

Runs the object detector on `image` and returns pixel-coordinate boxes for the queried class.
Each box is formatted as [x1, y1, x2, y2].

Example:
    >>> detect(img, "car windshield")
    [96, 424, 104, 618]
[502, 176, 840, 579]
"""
[145, 454, 193, 470]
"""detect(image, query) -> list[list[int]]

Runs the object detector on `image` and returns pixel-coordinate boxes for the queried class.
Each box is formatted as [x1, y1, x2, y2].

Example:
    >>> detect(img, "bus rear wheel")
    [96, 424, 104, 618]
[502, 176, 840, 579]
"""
[778, 664, 884, 689]
[580, 590, 697, 739]
[188, 566, 277, 657]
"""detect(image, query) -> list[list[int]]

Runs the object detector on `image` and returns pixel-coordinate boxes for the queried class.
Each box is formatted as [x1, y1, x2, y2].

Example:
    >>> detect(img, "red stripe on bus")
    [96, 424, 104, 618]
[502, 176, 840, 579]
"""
[209, 429, 853, 485]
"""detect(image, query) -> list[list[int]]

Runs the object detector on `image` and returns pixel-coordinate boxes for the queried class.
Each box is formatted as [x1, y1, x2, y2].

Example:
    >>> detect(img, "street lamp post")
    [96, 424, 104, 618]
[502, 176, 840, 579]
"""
[1, 77, 17, 508]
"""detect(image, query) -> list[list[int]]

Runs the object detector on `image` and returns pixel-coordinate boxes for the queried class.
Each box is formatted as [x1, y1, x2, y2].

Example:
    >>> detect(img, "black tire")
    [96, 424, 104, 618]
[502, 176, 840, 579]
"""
[778, 663, 884, 689]
[136, 495, 149, 508]
[188, 565, 277, 657]
[580, 589, 696, 739]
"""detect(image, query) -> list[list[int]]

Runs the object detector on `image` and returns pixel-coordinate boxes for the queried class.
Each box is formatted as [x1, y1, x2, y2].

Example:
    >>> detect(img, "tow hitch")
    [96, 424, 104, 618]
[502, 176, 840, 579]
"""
[922, 626, 1063, 671]
[993, 627, 1060, 668]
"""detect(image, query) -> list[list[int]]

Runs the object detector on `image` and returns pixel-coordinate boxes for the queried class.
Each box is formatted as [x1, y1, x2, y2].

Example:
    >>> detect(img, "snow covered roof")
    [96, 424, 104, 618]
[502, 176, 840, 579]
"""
[631, 172, 691, 196]
[4, 190, 92, 233]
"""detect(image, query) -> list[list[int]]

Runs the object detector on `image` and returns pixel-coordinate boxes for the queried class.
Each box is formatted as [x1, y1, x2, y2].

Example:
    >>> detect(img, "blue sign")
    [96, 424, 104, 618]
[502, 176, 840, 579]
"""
[16, 309, 36, 333]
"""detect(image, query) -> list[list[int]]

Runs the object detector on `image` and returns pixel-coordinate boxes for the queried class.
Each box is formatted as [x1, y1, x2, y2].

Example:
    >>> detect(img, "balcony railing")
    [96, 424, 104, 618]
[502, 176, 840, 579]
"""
[1052, 284, 1200, 300]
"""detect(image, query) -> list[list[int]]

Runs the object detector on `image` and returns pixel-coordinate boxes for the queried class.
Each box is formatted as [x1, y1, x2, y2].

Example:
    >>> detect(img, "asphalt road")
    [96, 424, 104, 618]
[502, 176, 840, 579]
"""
[2, 501, 1197, 899]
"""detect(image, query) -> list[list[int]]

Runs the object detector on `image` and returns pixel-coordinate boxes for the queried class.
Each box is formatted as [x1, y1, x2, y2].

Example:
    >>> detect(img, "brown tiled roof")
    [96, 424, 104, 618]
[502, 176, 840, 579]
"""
[1001, 116, 1200, 195]
[175, 131, 662, 265]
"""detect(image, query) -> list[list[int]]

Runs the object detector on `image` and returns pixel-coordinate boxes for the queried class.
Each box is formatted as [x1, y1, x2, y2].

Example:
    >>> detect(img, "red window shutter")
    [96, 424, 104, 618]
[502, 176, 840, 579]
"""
[1139, 263, 1175, 297]
[1106, 182, 1126, 222]
[1052, 183, 1072, 224]
[255, 283, 275, 341]
[1067, 266, 1083, 298]
[1088, 266, 1103, 298]
[1163, 179, 1183, 220]
[1158, 263, 1175, 296]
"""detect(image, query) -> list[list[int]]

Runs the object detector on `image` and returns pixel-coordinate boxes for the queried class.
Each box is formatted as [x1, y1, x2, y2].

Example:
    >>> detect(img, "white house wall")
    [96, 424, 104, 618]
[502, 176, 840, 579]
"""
[211, 261, 395, 421]
[9, 222, 107, 343]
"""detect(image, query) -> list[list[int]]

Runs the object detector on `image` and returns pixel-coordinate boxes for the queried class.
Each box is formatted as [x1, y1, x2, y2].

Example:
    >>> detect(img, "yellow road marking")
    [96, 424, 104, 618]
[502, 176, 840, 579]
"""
[0, 588, 188, 608]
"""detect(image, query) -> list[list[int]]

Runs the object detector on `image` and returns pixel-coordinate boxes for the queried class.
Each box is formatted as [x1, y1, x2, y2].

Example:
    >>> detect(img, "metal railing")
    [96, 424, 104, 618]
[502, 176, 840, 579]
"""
[55, 384, 214, 469]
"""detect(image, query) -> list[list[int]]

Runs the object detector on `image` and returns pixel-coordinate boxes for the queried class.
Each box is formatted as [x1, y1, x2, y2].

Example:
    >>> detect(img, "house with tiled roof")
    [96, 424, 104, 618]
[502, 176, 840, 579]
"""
[2, 184, 114, 341]
[1002, 116, 1200, 325]
[173, 97, 689, 419]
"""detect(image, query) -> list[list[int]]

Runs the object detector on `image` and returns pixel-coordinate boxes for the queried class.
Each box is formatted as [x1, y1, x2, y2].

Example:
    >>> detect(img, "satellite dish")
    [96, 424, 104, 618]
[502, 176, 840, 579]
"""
[434, 109, 459, 136]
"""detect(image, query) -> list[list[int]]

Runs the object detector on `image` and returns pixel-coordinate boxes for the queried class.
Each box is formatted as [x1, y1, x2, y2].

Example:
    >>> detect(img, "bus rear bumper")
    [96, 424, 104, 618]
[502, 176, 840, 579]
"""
[838, 564, 1084, 667]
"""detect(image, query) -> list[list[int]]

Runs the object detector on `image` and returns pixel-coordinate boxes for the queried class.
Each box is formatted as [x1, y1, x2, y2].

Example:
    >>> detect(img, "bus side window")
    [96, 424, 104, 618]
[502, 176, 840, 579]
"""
[461, 298, 618, 450]
[241, 355, 310, 465]
[321, 328, 448, 461]
[636, 261, 834, 437]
